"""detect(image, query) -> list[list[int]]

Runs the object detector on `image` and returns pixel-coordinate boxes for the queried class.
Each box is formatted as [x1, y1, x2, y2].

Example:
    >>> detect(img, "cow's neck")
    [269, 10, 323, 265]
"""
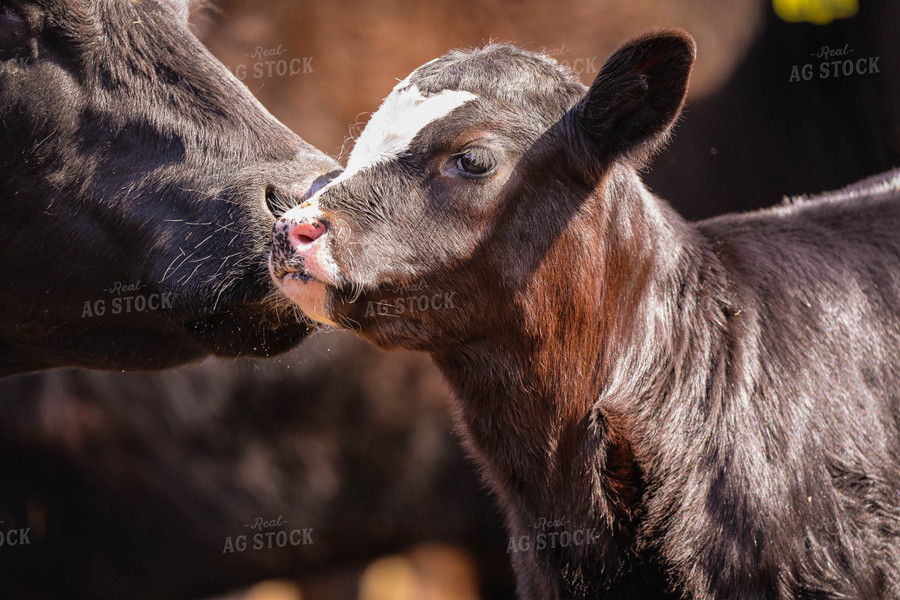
[433, 167, 728, 561]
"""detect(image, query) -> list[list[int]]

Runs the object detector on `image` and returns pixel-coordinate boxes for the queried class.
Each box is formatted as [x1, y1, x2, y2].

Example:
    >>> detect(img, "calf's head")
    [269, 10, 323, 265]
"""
[0, 0, 339, 374]
[271, 31, 695, 350]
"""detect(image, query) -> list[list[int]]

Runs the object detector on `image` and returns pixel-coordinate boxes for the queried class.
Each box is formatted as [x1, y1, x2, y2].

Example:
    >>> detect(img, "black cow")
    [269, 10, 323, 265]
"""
[0, 0, 337, 375]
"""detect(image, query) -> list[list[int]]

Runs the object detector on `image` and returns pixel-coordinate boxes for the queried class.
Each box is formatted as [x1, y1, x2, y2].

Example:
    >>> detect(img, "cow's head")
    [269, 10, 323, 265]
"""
[269, 32, 694, 351]
[0, 0, 339, 374]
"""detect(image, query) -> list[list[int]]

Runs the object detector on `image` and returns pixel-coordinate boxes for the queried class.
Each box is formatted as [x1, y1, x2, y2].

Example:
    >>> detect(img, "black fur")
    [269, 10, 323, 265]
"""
[273, 30, 900, 599]
[0, 0, 336, 375]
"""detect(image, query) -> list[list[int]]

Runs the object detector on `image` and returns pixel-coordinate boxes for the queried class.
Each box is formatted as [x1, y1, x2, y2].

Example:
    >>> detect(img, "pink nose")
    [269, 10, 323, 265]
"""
[288, 219, 326, 247]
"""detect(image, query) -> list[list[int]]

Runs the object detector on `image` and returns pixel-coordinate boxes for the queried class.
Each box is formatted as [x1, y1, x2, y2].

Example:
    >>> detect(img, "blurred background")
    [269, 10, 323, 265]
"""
[0, 0, 897, 599]
[198, 0, 898, 217]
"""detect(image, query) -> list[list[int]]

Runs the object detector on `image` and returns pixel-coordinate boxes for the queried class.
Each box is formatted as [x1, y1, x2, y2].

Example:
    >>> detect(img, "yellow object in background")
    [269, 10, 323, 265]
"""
[242, 581, 303, 600]
[773, 0, 859, 24]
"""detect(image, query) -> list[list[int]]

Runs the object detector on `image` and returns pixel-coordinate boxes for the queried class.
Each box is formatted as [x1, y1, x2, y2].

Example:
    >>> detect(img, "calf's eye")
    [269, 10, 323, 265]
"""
[455, 147, 496, 176]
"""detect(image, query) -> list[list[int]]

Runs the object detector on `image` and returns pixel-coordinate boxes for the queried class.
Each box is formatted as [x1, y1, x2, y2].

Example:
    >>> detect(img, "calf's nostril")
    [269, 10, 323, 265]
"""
[288, 220, 326, 247]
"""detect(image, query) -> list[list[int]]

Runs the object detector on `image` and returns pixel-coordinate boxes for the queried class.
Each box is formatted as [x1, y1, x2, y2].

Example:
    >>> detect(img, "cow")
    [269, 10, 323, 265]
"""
[0, 0, 338, 376]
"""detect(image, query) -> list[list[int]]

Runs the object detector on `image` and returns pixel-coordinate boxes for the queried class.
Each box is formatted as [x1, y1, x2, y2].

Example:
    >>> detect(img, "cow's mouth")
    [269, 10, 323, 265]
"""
[269, 244, 320, 283]
[180, 296, 314, 357]
[273, 266, 322, 286]
[273, 266, 339, 327]
[158, 264, 317, 358]
[270, 260, 322, 288]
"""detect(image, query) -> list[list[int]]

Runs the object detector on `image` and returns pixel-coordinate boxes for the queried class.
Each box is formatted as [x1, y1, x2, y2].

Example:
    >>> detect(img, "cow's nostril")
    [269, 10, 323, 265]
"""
[265, 186, 293, 217]
[288, 220, 326, 247]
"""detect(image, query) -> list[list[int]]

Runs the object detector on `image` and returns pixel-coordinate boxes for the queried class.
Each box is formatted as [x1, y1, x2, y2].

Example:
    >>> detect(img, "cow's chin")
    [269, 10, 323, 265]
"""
[183, 303, 314, 358]
[282, 276, 339, 327]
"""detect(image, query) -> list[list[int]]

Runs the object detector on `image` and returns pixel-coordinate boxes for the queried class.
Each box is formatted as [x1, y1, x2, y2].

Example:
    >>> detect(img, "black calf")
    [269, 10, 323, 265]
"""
[272, 31, 900, 599]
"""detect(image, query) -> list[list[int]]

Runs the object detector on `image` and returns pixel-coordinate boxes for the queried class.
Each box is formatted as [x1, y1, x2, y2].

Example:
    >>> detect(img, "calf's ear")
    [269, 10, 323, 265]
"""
[574, 30, 695, 167]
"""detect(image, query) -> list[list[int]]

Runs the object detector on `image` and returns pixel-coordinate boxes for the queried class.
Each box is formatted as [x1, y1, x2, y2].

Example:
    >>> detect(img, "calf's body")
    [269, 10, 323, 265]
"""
[271, 32, 900, 599]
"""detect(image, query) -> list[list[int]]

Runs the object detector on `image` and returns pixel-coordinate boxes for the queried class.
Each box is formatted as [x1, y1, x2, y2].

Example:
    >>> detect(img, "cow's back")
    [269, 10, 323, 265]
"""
[687, 169, 900, 598]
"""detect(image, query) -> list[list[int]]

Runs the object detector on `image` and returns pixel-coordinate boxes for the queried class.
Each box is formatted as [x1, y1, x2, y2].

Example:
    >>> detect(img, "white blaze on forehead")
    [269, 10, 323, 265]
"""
[343, 84, 478, 175]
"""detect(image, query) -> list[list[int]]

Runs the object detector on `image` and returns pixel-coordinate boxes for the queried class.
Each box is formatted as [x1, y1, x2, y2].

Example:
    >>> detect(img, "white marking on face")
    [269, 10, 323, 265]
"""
[276, 75, 477, 325]
[280, 194, 320, 228]
[343, 84, 477, 177]
[283, 278, 337, 326]
[286, 82, 477, 215]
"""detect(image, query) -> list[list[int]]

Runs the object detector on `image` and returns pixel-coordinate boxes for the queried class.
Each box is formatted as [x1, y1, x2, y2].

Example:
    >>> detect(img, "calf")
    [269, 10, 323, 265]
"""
[270, 31, 900, 599]
[0, 0, 337, 375]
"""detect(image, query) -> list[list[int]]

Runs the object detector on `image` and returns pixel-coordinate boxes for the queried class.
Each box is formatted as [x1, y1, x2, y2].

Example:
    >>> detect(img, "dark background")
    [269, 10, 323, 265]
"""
[0, 1, 896, 599]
